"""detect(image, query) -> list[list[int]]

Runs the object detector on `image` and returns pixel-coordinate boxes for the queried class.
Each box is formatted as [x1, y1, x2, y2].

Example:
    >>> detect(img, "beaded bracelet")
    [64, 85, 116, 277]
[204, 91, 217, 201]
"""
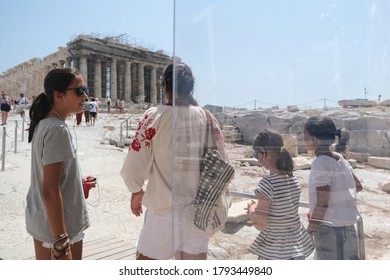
[52, 233, 70, 259]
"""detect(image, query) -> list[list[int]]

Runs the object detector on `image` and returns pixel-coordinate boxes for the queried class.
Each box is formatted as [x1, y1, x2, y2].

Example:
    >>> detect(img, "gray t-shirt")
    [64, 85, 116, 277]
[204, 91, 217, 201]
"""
[25, 117, 90, 243]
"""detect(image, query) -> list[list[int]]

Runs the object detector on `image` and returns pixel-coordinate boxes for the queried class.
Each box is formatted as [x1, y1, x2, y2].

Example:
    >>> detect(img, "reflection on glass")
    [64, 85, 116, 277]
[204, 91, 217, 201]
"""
[173, 0, 389, 260]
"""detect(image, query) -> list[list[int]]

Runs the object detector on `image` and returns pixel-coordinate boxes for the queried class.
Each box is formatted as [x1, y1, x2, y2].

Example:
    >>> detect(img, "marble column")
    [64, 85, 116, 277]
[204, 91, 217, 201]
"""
[65, 57, 72, 68]
[26, 75, 33, 97]
[32, 71, 40, 95]
[38, 69, 46, 93]
[79, 56, 88, 80]
[131, 63, 137, 101]
[44, 65, 51, 74]
[150, 65, 157, 104]
[138, 62, 144, 103]
[124, 61, 132, 101]
[94, 59, 102, 98]
[58, 60, 65, 68]
[110, 58, 117, 99]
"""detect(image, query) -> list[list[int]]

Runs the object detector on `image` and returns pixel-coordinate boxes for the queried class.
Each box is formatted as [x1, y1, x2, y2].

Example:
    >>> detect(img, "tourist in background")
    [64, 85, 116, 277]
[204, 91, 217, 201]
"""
[75, 107, 83, 126]
[1, 91, 11, 125]
[89, 97, 98, 126]
[303, 116, 363, 259]
[119, 98, 125, 114]
[114, 97, 119, 111]
[106, 96, 111, 113]
[25, 68, 92, 260]
[246, 128, 314, 260]
[83, 98, 90, 126]
[16, 92, 28, 118]
[120, 62, 227, 260]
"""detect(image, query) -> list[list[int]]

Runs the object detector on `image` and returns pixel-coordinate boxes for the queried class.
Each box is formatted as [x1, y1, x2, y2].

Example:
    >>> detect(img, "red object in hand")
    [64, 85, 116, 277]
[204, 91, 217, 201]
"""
[83, 176, 96, 199]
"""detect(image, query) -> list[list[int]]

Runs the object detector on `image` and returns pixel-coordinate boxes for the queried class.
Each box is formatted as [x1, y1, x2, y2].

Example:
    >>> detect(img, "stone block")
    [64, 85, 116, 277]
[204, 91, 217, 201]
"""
[348, 152, 369, 163]
[282, 134, 298, 157]
[287, 105, 299, 112]
[293, 156, 312, 170]
[379, 99, 390, 106]
[347, 159, 357, 168]
[203, 104, 224, 113]
[379, 176, 390, 193]
[367, 156, 390, 170]
[238, 158, 260, 166]
[116, 142, 125, 148]
[338, 99, 376, 107]
[349, 130, 390, 157]
[227, 200, 249, 224]
[124, 138, 132, 146]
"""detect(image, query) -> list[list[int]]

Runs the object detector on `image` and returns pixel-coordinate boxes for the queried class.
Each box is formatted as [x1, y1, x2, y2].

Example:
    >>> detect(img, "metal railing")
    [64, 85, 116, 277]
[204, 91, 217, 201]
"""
[230, 190, 365, 260]
[1, 118, 28, 171]
[119, 116, 134, 143]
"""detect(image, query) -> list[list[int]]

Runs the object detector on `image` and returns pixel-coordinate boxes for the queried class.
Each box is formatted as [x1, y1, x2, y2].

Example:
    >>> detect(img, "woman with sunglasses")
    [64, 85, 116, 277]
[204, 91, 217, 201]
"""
[26, 68, 91, 260]
[246, 129, 313, 260]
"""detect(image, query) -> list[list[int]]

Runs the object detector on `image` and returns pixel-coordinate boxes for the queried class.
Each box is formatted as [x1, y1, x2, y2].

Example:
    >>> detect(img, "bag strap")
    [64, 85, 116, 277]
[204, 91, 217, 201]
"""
[203, 109, 216, 147]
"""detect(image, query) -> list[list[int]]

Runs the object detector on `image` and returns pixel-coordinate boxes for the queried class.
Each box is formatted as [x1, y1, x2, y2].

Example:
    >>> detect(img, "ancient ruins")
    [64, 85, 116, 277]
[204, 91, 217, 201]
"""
[0, 34, 172, 103]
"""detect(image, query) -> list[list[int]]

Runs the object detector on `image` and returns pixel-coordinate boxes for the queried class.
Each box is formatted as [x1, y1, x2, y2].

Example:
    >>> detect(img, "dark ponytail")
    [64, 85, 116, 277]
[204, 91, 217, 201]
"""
[276, 147, 294, 176]
[253, 128, 295, 177]
[335, 128, 350, 156]
[28, 93, 52, 142]
[28, 68, 80, 143]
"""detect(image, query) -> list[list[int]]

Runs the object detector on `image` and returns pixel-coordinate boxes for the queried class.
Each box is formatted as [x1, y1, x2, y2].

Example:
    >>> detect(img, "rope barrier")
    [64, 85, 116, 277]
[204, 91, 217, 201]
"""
[231, 98, 340, 110]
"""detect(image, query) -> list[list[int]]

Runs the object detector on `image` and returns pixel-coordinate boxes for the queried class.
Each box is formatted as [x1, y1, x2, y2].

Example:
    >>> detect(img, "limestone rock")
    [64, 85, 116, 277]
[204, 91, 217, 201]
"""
[203, 104, 224, 113]
[368, 157, 390, 170]
[379, 176, 390, 193]
[293, 156, 312, 170]
[227, 200, 249, 224]
[339, 99, 377, 107]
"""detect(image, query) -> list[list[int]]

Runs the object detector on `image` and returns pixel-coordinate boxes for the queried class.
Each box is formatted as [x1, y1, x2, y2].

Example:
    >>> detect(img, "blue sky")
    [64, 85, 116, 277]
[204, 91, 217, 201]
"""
[1, 0, 389, 109]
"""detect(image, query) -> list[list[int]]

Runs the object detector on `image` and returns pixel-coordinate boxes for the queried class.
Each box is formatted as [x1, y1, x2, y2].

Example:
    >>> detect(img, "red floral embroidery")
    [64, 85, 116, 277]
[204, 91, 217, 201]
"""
[214, 127, 223, 142]
[131, 114, 156, 152]
[131, 138, 141, 151]
[137, 120, 144, 130]
[145, 119, 154, 127]
[145, 128, 156, 140]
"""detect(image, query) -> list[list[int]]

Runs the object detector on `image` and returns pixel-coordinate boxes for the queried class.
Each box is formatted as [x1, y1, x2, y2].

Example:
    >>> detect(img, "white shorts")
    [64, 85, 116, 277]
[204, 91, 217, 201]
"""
[42, 232, 85, 248]
[137, 209, 209, 259]
[16, 105, 25, 113]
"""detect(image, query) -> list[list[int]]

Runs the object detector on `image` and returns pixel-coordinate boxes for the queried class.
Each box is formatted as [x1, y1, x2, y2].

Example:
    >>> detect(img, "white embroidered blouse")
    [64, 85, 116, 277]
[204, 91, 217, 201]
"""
[120, 105, 226, 215]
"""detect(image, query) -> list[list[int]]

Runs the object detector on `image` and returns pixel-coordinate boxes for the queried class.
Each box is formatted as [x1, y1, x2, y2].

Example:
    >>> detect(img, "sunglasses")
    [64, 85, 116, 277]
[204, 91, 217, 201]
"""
[66, 86, 90, 96]
[253, 150, 265, 158]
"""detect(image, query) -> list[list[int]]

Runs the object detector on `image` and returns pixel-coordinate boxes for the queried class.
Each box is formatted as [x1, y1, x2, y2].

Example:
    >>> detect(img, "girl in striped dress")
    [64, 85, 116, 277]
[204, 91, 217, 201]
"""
[246, 129, 313, 259]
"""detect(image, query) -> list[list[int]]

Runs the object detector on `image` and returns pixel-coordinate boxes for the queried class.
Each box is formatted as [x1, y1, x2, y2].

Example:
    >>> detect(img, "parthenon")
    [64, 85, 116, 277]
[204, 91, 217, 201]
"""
[0, 34, 172, 104]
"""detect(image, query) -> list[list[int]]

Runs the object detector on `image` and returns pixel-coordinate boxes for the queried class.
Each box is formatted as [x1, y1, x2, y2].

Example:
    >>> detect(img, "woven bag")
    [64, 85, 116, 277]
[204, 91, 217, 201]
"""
[193, 110, 234, 236]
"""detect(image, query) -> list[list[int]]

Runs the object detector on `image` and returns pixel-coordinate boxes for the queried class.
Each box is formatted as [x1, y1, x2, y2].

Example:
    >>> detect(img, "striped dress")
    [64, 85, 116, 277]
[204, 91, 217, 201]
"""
[248, 173, 314, 259]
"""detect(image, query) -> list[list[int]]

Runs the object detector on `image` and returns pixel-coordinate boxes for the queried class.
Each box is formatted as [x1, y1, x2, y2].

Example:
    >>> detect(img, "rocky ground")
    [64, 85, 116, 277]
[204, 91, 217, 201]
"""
[0, 109, 389, 260]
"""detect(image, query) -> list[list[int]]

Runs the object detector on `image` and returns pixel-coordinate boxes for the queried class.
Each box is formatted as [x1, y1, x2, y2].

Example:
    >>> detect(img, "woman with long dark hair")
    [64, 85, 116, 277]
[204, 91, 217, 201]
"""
[26, 68, 91, 260]
[303, 116, 363, 259]
[120, 62, 228, 260]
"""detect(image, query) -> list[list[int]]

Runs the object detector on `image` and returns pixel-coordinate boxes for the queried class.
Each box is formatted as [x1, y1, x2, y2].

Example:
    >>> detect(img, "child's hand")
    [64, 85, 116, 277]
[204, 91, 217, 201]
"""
[245, 200, 257, 214]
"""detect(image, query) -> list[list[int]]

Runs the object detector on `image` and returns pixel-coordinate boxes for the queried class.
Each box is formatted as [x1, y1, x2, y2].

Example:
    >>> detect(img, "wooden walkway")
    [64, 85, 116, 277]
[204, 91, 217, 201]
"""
[27, 236, 136, 260]
[83, 236, 136, 260]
